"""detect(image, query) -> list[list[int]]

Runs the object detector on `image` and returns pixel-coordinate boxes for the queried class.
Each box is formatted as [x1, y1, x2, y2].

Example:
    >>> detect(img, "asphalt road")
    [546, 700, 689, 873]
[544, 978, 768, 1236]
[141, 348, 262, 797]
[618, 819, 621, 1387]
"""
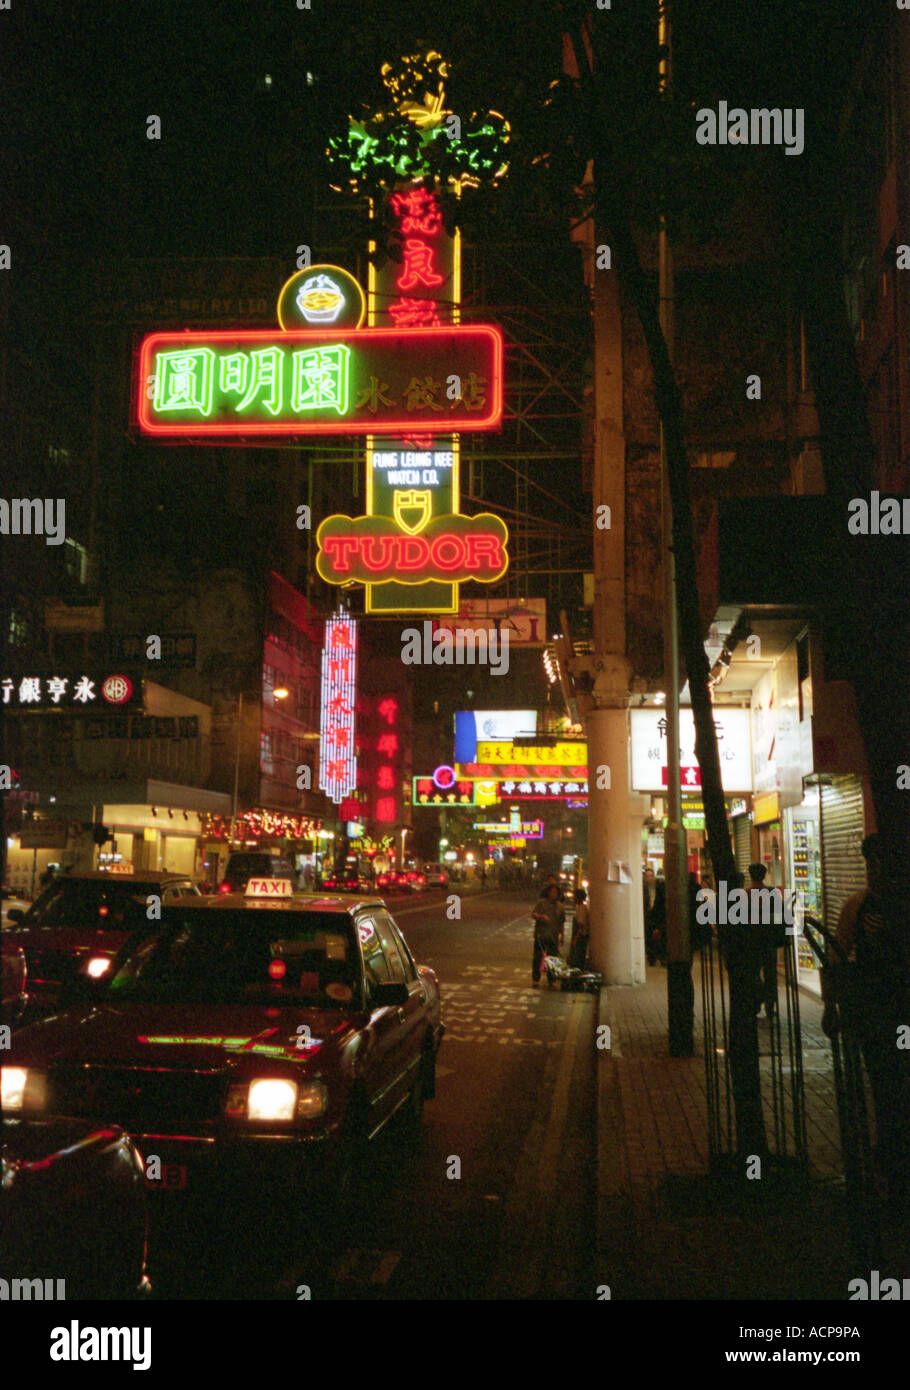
[147, 888, 598, 1300]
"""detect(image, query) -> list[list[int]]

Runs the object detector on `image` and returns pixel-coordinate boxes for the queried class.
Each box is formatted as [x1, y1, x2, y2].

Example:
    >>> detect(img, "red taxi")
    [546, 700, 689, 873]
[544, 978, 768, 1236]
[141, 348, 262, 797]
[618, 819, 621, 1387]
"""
[2, 871, 201, 1010]
[1, 882, 443, 1196]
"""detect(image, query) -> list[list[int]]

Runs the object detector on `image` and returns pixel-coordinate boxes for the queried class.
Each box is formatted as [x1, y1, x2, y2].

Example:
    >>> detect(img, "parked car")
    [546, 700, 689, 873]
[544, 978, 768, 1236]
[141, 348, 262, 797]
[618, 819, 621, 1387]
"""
[218, 851, 295, 895]
[2, 871, 202, 1010]
[1, 885, 444, 1201]
[1, 1117, 149, 1298]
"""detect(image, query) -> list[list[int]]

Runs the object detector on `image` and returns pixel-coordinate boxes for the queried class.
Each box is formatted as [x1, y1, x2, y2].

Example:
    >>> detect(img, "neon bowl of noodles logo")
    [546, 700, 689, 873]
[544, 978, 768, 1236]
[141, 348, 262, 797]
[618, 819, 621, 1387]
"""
[101, 674, 133, 705]
[296, 273, 345, 324]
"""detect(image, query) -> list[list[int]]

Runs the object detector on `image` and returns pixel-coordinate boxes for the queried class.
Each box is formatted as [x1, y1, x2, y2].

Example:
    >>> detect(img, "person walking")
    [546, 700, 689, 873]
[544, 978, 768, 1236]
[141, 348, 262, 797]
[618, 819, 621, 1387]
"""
[568, 888, 590, 969]
[822, 833, 910, 1213]
[531, 883, 565, 985]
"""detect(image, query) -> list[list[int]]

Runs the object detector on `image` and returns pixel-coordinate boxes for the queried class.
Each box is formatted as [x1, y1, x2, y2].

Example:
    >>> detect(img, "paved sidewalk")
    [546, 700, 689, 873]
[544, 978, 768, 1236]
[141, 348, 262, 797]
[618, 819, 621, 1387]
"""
[594, 965, 899, 1300]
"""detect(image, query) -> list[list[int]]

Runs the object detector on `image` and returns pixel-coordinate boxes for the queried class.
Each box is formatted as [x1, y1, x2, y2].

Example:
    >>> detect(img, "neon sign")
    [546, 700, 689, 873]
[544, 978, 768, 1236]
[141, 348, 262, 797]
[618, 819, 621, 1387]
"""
[277, 264, 366, 331]
[316, 512, 508, 587]
[413, 776, 476, 805]
[318, 611, 358, 804]
[137, 327, 501, 438]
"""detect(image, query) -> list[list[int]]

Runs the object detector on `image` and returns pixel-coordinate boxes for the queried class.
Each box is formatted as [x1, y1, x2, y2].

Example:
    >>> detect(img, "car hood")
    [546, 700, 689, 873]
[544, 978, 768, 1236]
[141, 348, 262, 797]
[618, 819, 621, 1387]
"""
[9, 1002, 358, 1071]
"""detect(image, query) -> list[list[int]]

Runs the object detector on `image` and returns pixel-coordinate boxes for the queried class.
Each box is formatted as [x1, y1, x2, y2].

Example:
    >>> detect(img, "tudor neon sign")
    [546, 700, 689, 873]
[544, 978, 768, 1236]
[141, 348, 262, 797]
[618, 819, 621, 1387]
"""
[136, 326, 502, 438]
[316, 512, 508, 587]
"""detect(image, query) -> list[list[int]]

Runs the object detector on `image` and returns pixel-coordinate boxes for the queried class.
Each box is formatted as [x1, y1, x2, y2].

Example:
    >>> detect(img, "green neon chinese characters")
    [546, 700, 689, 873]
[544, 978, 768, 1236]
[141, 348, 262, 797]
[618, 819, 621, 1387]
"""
[154, 343, 351, 419]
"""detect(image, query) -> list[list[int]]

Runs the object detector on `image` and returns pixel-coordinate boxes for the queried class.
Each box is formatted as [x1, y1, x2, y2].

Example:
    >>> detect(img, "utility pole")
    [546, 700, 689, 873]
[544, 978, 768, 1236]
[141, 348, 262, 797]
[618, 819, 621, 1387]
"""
[230, 691, 243, 846]
[658, 1, 693, 1053]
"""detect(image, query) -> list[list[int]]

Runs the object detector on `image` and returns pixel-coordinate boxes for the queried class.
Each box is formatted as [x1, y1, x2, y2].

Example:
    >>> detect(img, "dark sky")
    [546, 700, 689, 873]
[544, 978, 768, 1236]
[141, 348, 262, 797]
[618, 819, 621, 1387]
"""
[7, 0, 874, 318]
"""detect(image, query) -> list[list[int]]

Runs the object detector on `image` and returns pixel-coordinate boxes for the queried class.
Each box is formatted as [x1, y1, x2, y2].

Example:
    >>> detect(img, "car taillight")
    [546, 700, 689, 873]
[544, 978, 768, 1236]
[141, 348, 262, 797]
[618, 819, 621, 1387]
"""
[218, 883, 232, 895]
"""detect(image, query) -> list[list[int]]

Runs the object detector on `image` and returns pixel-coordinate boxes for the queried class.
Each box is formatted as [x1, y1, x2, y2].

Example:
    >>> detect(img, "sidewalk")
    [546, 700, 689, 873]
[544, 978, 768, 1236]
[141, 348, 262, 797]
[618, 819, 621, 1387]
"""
[595, 966, 877, 1300]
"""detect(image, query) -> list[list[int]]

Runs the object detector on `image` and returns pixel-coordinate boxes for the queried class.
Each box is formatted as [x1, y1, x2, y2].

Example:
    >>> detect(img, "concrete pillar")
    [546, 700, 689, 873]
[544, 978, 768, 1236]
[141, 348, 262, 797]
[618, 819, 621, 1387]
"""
[585, 654, 650, 985]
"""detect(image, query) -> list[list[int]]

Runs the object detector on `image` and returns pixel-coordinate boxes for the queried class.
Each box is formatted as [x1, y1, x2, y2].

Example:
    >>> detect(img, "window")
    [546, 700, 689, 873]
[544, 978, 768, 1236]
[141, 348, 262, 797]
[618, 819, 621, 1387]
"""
[378, 913, 416, 983]
[8, 608, 28, 647]
[357, 916, 391, 997]
[62, 539, 90, 585]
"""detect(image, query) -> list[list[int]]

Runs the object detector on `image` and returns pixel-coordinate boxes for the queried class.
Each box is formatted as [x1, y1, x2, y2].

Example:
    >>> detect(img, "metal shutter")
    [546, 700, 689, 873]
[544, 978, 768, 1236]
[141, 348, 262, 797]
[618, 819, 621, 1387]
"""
[820, 775, 866, 930]
[733, 814, 752, 873]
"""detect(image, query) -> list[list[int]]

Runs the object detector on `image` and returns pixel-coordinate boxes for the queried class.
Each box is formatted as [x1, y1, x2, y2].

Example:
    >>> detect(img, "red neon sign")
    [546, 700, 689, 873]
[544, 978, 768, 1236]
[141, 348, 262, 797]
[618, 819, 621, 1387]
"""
[136, 327, 503, 438]
[316, 514, 508, 586]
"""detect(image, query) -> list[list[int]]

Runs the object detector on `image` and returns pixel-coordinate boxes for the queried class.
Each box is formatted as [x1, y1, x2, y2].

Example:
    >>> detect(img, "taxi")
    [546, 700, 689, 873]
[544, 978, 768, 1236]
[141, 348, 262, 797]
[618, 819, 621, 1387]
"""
[0, 881, 444, 1196]
[2, 871, 202, 1011]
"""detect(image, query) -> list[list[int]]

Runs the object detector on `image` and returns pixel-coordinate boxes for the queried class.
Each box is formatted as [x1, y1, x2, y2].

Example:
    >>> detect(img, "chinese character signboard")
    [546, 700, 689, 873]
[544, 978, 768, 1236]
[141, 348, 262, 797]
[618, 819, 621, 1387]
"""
[318, 612, 358, 804]
[137, 327, 501, 438]
[413, 776, 477, 805]
[629, 708, 752, 793]
[369, 694, 402, 826]
[347, 181, 507, 615]
[495, 779, 589, 801]
[2, 672, 142, 711]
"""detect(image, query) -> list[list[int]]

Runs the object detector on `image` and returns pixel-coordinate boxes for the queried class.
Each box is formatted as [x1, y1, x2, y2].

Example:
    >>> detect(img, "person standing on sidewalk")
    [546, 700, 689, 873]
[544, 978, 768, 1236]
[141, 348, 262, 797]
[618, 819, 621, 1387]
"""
[531, 883, 565, 985]
[568, 888, 590, 969]
[821, 833, 910, 1213]
[748, 862, 786, 1020]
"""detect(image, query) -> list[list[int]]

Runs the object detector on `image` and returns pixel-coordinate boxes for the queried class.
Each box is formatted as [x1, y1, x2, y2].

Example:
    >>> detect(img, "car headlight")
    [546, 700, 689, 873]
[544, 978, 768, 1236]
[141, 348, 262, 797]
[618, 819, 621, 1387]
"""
[1, 1067, 47, 1112]
[225, 1078, 328, 1122]
[84, 955, 112, 979]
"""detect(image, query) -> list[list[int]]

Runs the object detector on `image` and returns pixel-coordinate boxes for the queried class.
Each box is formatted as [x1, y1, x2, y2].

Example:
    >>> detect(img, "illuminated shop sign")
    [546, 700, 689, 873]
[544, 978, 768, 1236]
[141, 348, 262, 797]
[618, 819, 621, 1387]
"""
[453, 709, 538, 762]
[137, 326, 502, 438]
[496, 779, 589, 799]
[201, 811, 320, 841]
[459, 761, 588, 780]
[476, 741, 587, 766]
[1, 672, 141, 711]
[277, 265, 366, 331]
[472, 820, 544, 839]
[413, 776, 477, 805]
[630, 709, 752, 793]
[356, 178, 507, 615]
[316, 512, 508, 587]
[318, 611, 358, 804]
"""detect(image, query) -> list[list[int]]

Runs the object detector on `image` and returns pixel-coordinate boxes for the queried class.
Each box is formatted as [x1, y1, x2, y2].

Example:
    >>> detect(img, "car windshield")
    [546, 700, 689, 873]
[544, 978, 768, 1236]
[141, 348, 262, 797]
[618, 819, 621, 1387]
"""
[19, 879, 160, 930]
[105, 907, 360, 1008]
[227, 856, 289, 876]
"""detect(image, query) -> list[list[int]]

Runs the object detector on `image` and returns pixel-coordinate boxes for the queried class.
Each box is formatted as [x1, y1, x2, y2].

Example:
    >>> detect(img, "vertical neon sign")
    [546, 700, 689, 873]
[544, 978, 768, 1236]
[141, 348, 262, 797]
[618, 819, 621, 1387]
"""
[367, 182, 463, 614]
[318, 611, 358, 804]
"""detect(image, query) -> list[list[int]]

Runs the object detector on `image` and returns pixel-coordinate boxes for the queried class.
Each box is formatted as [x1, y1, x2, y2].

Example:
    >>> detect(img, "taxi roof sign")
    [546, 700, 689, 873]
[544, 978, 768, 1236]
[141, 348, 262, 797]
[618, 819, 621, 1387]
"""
[244, 878, 294, 898]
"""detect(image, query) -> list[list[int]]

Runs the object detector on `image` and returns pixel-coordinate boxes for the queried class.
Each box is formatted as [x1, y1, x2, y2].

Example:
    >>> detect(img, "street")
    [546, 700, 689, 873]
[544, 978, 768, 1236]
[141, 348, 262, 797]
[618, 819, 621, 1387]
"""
[144, 889, 597, 1300]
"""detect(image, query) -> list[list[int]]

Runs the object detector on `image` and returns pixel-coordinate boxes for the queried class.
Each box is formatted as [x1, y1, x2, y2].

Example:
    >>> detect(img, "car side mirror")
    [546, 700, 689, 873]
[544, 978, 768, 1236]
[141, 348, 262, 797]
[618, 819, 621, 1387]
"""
[372, 981, 408, 1008]
[6, 908, 25, 923]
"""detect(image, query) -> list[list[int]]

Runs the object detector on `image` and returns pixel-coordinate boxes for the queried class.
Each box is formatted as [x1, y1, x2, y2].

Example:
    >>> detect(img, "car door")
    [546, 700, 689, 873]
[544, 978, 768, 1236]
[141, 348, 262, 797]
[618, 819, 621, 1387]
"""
[355, 913, 409, 1133]
[372, 910, 426, 1097]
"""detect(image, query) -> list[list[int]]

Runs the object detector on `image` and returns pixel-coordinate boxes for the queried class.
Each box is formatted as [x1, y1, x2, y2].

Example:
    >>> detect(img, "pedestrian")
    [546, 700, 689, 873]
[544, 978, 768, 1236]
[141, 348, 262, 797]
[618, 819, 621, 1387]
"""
[531, 883, 565, 985]
[748, 862, 786, 1019]
[568, 887, 590, 969]
[821, 833, 910, 1213]
[643, 866, 666, 966]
